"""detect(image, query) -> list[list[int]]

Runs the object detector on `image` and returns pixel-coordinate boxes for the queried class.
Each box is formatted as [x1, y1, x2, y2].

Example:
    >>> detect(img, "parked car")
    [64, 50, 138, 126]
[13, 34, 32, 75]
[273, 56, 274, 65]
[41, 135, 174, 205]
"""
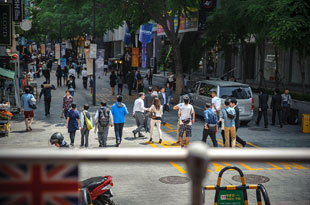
[183, 80, 254, 125]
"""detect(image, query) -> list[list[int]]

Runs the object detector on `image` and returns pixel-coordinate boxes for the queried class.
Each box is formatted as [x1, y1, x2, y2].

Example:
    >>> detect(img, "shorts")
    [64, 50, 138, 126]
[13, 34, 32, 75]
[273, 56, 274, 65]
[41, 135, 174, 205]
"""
[24, 110, 34, 118]
[179, 124, 192, 138]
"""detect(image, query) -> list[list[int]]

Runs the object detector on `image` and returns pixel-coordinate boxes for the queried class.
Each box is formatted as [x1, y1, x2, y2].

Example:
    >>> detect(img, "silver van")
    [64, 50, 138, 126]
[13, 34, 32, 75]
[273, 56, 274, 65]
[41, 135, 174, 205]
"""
[185, 80, 254, 125]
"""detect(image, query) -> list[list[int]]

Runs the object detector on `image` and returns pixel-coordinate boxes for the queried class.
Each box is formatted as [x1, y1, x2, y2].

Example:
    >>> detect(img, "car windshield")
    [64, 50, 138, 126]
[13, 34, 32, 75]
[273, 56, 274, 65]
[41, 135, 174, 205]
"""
[219, 86, 252, 99]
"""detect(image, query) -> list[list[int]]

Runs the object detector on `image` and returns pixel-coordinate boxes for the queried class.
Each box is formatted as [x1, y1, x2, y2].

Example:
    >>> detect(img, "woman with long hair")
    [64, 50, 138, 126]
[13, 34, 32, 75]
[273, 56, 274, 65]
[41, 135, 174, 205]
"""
[147, 97, 163, 143]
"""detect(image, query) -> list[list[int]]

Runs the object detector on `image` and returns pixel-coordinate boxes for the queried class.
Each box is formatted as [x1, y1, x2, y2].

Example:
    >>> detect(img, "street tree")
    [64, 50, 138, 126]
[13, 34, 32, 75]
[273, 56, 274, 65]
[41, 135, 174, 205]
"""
[268, 0, 310, 93]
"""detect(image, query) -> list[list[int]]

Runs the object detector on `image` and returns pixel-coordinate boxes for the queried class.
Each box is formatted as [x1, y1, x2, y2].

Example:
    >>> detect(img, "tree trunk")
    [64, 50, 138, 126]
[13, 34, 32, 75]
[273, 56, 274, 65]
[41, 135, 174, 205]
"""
[258, 43, 265, 88]
[172, 39, 184, 104]
[274, 47, 280, 89]
[297, 52, 306, 94]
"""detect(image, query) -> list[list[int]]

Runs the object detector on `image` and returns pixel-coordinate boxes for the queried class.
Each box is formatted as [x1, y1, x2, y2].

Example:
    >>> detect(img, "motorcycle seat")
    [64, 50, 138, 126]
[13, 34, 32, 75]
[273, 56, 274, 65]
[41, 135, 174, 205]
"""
[86, 178, 107, 192]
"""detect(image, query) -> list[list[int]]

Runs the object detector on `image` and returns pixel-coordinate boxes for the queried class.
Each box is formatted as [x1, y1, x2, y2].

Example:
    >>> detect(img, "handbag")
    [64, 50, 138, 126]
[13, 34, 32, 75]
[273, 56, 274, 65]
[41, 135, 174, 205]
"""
[182, 118, 191, 125]
[84, 112, 93, 130]
[151, 111, 157, 119]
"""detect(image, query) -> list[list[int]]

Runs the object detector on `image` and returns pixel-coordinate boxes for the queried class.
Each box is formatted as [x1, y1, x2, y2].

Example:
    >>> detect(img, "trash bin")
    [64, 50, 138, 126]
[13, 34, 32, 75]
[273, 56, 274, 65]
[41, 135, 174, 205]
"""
[302, 114, 310, 133]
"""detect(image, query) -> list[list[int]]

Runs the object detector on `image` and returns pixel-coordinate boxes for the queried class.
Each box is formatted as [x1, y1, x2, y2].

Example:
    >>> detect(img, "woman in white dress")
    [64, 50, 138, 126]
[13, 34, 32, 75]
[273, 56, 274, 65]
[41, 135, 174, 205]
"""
[147, 97, 163, 144]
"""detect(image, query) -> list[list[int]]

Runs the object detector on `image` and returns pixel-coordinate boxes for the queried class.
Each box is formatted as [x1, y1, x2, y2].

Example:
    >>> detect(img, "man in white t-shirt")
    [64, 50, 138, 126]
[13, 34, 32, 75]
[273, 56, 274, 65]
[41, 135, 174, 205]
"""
[173, 96, 195, 148]
[81, 68, 88, 89]
[211, 91, 221, 117]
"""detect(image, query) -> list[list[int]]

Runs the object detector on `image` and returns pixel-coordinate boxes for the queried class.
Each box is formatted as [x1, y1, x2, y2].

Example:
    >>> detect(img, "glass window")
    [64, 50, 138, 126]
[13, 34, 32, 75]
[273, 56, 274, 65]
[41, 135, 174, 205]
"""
[199, 83, 216, 97]
[219, 86, 252, 99]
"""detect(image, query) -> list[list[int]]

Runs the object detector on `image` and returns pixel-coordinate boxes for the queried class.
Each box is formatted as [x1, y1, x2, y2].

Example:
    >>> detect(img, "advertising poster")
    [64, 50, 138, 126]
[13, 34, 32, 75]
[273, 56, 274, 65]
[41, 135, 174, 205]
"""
[85, 49, 93, 75]
[131, 48, 139, 68]
[157, 12, 198, 36]
[55, 44, 60, 59]
[96, 49, 105, 77]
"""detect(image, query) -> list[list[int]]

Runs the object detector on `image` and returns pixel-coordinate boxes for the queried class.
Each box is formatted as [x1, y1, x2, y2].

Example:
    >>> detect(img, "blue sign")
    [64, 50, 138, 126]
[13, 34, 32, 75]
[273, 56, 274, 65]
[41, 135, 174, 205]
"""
[124, 25, 131, 45]
[60, 58, 67, 69]
[139, 24, 153, 44]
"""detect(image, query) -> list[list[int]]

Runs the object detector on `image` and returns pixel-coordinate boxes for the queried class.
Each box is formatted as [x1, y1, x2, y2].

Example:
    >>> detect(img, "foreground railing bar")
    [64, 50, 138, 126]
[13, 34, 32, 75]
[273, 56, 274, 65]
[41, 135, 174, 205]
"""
[0, 148, 309, 162]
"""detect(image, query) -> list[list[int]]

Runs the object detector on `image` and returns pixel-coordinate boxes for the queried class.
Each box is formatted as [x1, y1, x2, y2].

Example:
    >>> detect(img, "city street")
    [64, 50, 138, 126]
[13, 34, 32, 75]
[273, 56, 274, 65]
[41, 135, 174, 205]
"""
[0, 69, 309, 204]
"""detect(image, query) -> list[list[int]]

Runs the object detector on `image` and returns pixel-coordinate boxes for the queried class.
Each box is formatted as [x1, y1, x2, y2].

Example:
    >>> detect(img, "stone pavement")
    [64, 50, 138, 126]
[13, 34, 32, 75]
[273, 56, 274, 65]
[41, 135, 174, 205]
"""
[0, 69, 310, 204]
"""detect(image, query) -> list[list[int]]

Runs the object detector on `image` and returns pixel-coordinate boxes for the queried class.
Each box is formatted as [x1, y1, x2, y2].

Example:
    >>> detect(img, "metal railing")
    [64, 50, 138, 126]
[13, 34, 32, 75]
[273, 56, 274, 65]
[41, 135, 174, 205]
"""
[0, 142, 310, 205]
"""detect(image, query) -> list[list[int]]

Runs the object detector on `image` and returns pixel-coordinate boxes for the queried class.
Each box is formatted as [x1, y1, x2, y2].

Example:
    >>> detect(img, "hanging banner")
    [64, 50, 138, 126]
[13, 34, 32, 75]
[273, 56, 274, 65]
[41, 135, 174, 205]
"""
[40, 44, 45, 55]
[131, 48, 139, 68]
[55, 44, 60, 59]
[124, 25, 131, 45]
[0, 4, 12, 46]
[13, 0, 23, 22]
[139, 24, 153, 44]
[96, 49, 105, 77]
[141, 44, 147, 68]
[85, 49, 93, 75]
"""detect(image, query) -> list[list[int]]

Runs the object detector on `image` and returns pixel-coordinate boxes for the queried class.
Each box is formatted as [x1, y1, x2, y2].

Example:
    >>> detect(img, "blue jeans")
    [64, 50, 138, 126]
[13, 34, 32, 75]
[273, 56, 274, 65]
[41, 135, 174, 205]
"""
[114, 123, 124, 143]
[70, 91, 74, 97]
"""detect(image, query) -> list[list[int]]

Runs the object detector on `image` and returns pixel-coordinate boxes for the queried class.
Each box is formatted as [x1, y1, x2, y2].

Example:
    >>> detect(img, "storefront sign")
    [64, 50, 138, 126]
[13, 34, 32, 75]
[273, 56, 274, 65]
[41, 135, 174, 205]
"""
[0, 4, 12, 46]
[13, 0, 23, 22]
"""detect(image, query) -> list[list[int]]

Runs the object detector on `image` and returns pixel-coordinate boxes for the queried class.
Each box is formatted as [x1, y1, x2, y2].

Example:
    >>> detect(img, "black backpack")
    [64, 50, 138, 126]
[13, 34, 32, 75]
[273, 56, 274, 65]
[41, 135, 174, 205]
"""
[98, 108, 110, 127]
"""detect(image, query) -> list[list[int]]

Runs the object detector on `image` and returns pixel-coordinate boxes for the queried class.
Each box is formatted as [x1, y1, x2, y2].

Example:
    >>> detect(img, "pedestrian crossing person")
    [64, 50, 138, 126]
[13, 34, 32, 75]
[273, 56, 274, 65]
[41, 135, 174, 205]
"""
[94, 102, 113, 147]
[79, 104, 93, 148]
[173, 96, 195, 148]
[132, 93, 147, 138]
[221, 100, 236, 148]
[147, 98, 163, 144]
[202, 103, 218, 147]
[66, 102, 80, 146]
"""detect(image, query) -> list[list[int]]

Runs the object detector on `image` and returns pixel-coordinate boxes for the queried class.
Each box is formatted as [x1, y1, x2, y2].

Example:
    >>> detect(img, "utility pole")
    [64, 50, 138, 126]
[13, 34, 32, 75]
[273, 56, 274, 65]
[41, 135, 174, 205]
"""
[92, 0, 96, 106]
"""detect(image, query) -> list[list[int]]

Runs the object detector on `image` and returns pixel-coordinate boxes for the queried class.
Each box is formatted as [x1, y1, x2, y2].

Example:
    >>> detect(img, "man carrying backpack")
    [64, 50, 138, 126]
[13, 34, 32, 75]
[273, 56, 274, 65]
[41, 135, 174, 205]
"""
[202, 103, 218, 147]
[80, 104, 93, 148]
[94, 102, 113, 147]
[21, 87, 36, 132]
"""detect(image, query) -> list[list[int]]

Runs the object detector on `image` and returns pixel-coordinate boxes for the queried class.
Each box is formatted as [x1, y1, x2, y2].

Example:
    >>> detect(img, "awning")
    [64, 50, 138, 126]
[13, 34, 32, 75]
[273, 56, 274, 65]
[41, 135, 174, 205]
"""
[0, 67, 15, 79]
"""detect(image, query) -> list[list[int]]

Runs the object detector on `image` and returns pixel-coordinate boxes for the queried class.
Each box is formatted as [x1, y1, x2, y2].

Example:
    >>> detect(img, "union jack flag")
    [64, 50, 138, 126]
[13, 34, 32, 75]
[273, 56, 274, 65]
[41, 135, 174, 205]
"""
[0, 163, 80, 205]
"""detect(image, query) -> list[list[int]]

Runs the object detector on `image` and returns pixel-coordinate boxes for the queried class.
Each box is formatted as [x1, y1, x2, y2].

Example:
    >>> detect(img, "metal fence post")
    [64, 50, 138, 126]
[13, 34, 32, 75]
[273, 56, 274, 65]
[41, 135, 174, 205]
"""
[187, 142, 210, 205]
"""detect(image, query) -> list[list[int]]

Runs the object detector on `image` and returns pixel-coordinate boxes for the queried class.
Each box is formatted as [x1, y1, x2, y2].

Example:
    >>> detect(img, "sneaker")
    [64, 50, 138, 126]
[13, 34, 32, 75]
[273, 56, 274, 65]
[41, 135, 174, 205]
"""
[148, 138, 153, 143]
[99, 145, 103, 147]
[139, 133, 145, 138]
[158, 139, 162, 144]
[26, 128, 29, 132]
[28, 126, 32, 131]
[181, 145, 185, 148]
[242, 142, 247, 148]
[116, 142, 120, 147]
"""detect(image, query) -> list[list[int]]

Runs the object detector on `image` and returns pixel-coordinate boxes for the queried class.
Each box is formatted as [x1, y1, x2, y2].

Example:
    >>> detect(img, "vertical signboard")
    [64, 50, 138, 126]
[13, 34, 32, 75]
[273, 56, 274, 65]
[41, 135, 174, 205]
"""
[85, 48, 93, 75]
[131, 48, 139, 68]
[13, 0, 23, 22]
[55, 44, 60, 59]
[0, 4, 12, 46]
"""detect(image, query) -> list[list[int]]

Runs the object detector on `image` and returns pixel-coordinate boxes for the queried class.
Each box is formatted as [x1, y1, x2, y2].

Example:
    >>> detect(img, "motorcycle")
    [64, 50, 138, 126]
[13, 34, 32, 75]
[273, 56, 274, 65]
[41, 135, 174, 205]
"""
[80, 176, 115, 205]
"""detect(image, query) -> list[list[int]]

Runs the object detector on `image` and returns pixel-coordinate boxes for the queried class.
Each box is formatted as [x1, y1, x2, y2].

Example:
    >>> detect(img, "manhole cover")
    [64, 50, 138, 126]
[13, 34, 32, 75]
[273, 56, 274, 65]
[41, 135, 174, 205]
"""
[248, 128, 270, 131]
[232, 174, 270, 184]
[159, 176, 191, 184]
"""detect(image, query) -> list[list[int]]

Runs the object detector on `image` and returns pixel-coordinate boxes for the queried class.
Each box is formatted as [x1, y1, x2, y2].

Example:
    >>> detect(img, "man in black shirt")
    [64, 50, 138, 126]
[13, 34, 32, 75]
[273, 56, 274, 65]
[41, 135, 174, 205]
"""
[39, 82, 56, 116]
[256, 89, 269, 128]
[271, 89, 283, 128]
[126, 70, 135, 96]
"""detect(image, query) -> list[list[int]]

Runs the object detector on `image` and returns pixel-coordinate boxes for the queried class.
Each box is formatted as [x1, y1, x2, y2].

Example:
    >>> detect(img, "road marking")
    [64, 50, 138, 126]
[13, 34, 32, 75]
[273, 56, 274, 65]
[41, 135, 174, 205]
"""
[147, 141, 187, 174]
[212, 162, 232, 172]
[246, 142, 260, 148]
[280, 163, 307, 170]
[238, 162, 264, 171]
[266, 162, 283, 170]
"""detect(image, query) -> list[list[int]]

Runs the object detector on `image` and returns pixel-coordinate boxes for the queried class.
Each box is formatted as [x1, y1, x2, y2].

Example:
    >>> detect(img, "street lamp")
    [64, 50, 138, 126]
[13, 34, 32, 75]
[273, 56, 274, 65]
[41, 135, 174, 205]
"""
[92, 0, 96, 106]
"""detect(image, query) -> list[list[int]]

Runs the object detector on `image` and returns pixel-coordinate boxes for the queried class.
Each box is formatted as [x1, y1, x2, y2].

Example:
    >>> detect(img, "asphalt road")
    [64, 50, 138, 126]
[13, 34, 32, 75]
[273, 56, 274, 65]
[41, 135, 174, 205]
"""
[1, 69, 310, 204]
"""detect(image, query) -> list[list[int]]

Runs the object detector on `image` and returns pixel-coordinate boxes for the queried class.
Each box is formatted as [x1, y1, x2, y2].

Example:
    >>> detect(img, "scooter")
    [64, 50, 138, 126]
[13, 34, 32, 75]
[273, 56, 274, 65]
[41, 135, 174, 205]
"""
[80, 176, 115, 205]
